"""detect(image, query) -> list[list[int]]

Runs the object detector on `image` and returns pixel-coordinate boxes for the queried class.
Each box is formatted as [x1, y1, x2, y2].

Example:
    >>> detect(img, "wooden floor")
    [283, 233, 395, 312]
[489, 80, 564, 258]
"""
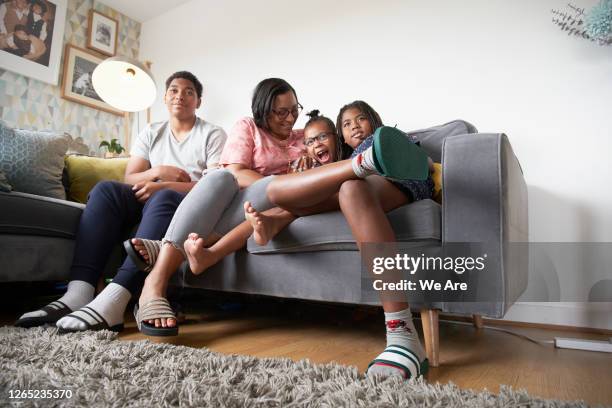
[115, 299, 612, 406]
[3, 286, 611, 406]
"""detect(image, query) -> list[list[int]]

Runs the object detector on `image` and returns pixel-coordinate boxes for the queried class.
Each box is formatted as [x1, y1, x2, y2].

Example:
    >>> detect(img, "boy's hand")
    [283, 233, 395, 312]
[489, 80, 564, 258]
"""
[133, 181, 164, 203]
[154, 165, 190, 182]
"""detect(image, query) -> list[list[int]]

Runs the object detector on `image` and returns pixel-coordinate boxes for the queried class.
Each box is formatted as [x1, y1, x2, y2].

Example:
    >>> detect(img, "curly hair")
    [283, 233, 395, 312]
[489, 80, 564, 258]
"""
[335, 100, 384, 159]
[304, 109, 341, 162]
[165, 71, 203, 98]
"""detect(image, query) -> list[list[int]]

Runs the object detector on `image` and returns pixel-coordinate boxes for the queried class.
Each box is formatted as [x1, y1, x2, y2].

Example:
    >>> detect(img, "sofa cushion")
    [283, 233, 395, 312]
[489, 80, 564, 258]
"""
[65, 155, 129, 203]
[0, 121, 71, 200]
[431, 162, 442, 203]
[408, 120, 477, 163]
[0, 191, 84, 238]
[247, 199, 441, 254]
[0, 170, 11, 192]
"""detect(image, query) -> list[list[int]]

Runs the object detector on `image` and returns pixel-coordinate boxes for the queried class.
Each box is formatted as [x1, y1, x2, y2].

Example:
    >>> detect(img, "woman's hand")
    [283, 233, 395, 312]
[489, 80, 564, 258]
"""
[289, 155, 315, 173]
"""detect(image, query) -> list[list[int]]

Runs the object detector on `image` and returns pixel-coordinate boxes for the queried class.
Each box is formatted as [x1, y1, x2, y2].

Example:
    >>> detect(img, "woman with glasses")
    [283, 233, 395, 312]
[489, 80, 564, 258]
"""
[182, 109, 341, 274]
[129, 78, 311, 336]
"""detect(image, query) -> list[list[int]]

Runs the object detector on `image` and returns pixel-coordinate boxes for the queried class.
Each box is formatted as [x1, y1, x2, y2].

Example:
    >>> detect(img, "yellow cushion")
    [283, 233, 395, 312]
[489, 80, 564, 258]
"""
[65, 155, 128, 203]
[432, 162, 442, 204]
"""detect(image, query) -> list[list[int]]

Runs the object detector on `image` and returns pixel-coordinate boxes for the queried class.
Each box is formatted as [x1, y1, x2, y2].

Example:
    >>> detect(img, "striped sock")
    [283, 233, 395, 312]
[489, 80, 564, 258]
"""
[56, 283, 130, 332]
[367, 308, 427, 379]
[351, 146, 377, 178]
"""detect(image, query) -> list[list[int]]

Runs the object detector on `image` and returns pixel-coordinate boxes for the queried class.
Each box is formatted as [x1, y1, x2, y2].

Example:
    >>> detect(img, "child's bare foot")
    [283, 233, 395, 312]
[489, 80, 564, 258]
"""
[131, 238, 151, 262]
[243, 202, 290, 246]
[184, 233, 218, 275]
[244, 201, 272, 245]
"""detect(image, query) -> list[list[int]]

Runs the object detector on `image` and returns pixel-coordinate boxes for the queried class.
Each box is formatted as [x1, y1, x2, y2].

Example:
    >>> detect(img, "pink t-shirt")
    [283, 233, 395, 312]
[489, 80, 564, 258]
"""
[219, 117, 305, 176]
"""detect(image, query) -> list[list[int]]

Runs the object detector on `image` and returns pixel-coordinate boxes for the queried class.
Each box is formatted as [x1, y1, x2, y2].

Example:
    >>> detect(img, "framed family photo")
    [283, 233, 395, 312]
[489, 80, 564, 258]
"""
[86, 9, 117, 56]
[0, 0, 67, 85]
[61, 44, 122, 115]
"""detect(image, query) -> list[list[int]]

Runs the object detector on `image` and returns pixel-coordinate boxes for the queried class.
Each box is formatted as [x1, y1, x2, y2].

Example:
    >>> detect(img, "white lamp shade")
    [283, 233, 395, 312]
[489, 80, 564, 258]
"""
[92, 56, 156, 112]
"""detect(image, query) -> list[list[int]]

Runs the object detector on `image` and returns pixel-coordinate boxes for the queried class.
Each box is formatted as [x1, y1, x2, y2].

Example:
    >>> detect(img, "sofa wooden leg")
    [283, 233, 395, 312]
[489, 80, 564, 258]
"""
[473, 314, 484, 329]
[420, 308, 440, 367]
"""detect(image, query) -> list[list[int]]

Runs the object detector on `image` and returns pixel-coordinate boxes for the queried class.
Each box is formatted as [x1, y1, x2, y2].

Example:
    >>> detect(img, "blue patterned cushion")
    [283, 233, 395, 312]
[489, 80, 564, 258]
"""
[0, 121, 70, 199]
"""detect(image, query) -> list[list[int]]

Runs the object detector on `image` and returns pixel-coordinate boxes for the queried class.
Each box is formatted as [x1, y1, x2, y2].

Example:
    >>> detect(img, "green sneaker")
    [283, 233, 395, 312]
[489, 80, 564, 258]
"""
[372, 126, 429, 181]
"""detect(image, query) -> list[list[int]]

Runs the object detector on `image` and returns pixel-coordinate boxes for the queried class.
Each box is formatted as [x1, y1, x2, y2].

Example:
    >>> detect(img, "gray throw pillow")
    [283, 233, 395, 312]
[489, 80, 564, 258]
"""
[0, 121, 71, 199]
[0, 170, 12, 192]
[406, 120, 478, 163]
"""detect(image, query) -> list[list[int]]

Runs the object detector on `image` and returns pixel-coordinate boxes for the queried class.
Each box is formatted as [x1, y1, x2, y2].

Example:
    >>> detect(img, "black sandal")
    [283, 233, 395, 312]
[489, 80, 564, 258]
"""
[123, 238, 162, 272]
[56, 306, 124, 334]
[15, 300, 72, 328]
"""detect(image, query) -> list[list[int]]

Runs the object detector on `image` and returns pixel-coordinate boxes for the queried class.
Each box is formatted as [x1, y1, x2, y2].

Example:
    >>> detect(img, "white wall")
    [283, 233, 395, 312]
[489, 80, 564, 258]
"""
[140, 0, 612, 329]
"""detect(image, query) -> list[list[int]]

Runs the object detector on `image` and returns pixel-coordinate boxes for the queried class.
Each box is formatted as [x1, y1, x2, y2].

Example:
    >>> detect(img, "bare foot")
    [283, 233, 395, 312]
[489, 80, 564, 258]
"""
[138, 276, 176, 328]
[131, 238, 153, 263]
[243, 201, 289, 246]
[184, 233, 218, 275]
[244, 201, 272, 245]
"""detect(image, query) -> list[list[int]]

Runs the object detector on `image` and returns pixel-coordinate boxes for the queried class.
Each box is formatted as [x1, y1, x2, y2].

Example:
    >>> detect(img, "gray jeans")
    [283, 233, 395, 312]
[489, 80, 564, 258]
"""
[163, 169, 275, 248]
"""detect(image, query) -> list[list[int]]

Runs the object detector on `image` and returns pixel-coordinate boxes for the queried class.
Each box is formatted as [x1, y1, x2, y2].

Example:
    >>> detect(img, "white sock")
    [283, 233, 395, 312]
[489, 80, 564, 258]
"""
[56, 283, 131, 331]
[351, 146, 377, 178]
[367, 308, 426, 379]
[18, 280, 95, 319]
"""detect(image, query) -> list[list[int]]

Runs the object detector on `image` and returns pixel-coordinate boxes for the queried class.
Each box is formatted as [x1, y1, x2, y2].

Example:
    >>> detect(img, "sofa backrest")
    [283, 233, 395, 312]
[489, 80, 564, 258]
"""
[407, 120, 477, 163]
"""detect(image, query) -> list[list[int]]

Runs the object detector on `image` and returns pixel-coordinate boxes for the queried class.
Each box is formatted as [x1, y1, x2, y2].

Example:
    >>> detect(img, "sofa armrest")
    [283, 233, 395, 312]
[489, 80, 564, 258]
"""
[0, 191, 84, 237]
[441, 133, 528, 318]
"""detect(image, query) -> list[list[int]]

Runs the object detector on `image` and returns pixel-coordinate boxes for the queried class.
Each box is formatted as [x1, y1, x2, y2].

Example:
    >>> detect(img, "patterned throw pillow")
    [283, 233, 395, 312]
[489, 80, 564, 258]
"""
[0, 170, 12, 192]
[0, 121, 71, 200]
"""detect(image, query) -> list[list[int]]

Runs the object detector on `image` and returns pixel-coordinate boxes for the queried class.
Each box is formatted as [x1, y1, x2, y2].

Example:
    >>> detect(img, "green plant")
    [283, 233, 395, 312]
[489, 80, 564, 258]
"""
[99, 138, 125, 155]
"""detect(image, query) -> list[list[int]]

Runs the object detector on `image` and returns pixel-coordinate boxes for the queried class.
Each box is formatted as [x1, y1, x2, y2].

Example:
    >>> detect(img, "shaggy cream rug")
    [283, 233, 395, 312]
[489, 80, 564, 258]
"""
[0, 327, 588, 407]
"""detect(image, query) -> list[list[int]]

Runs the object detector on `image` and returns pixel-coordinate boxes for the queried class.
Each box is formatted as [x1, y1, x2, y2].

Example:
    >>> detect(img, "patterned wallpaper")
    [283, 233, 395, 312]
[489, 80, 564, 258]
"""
[0, 0, 141, 155]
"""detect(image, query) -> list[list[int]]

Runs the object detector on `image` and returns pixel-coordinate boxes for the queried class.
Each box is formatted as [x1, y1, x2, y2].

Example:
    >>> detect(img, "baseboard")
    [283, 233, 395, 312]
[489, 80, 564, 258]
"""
[500, 302, 612, 331]
[439, 304, 612, 334]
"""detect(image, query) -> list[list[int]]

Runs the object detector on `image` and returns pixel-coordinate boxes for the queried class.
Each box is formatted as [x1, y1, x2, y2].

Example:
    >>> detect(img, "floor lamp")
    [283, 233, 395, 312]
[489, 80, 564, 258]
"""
[92, 56, 156, 150]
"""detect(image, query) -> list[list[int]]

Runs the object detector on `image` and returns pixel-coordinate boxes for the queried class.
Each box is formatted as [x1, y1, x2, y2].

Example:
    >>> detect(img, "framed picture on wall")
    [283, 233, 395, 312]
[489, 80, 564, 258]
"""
[0, 0, 67, 85]
[61, 44, 122, 115]
[86, 9, 117, 56]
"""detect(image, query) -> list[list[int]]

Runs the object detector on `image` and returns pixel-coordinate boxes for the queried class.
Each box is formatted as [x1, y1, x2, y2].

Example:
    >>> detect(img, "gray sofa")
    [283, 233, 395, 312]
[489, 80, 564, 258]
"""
[0, 120, 529, 366]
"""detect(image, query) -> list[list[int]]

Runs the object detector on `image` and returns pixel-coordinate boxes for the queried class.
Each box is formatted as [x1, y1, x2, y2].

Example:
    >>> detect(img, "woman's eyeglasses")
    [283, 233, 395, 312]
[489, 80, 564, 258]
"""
[304, 132, 334, 147]
[271, 103, 303, 120]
